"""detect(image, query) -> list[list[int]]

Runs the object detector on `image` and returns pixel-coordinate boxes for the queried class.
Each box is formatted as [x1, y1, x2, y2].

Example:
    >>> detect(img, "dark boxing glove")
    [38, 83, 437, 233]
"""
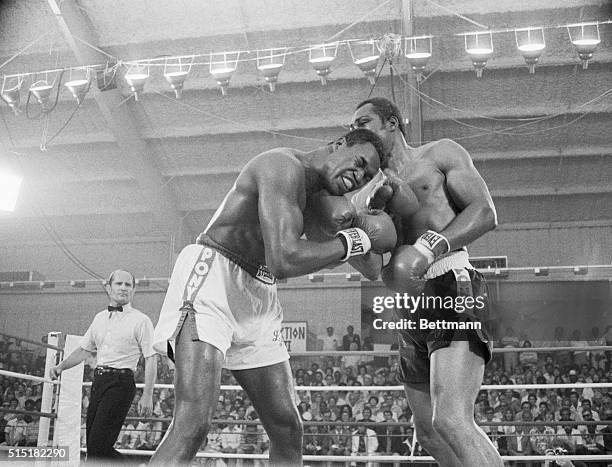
[383, 169, 419, 219]
[352, 212, 397, 254]
[382, 230, 450, 292]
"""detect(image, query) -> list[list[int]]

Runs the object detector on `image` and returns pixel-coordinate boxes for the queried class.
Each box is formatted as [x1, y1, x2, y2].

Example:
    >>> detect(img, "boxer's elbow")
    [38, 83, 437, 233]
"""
[481, 204, 497, 232]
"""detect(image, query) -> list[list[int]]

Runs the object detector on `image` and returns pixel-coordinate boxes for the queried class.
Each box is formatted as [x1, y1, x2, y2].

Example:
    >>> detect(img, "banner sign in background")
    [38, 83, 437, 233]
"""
[280, 321, 307, 352]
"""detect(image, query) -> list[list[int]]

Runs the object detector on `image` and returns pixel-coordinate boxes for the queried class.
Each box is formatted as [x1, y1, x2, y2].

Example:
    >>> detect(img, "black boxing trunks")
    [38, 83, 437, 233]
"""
[396, 265, 494, 389]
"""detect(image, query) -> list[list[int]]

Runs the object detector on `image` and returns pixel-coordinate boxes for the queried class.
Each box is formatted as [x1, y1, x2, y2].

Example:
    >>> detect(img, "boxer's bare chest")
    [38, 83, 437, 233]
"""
[388, 148, 457, 241]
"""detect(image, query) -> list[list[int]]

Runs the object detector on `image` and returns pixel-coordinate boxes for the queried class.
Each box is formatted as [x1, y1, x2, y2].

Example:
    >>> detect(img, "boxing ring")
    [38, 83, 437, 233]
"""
[1, 332, 611, 466]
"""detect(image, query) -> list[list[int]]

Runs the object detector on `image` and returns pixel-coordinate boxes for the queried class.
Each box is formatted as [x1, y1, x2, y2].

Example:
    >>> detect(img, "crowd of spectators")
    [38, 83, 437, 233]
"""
[0, 336, 46, 447]
[1, 326, 612, 466]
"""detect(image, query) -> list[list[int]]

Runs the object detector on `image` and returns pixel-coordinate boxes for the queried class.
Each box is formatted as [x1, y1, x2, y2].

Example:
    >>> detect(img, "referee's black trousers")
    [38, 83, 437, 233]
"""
[86, 370, 136, 462]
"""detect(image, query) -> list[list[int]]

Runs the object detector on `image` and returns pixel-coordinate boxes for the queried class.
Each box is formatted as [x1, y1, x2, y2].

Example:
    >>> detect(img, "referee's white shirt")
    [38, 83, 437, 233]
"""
[80, 304, 155, 371]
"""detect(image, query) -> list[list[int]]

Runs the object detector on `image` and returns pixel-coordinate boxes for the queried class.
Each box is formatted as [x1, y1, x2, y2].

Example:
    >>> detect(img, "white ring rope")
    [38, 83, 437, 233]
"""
[80, 382, 612, 391]
[80, 448, 612, 464]
[0, 369, 59, 385]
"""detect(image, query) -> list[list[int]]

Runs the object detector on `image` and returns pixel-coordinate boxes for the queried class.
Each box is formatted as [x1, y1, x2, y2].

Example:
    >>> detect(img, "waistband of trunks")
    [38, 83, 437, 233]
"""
[424, 248, 472, 280]
[196, 234, 276, 285]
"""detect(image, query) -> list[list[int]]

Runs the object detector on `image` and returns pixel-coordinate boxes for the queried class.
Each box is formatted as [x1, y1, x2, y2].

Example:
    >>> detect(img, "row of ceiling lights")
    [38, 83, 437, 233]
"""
[0, 23, 603, 114]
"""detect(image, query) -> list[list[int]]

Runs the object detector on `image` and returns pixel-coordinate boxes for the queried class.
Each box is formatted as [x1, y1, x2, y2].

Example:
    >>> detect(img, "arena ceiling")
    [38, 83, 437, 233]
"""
[0, 0, 610, 278]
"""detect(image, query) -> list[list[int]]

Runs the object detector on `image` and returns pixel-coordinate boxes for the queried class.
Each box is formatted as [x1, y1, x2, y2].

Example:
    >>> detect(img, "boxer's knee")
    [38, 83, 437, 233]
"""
[173, 402, 213, 443]
[413, 421, 445, 457]
[266, 408, 303, 446]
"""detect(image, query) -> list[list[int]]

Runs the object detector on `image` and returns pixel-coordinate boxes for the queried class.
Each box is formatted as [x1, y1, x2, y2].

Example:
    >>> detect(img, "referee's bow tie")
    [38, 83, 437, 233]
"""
[107, 305, 123, 312]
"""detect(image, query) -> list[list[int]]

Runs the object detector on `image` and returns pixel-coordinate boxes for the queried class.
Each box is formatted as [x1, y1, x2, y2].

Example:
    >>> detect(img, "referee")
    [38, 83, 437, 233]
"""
[50, 269, 157, 462]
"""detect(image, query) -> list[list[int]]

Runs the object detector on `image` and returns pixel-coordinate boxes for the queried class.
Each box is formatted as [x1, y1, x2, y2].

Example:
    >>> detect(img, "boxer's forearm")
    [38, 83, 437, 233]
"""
[268, 238, 347, 279]
[439, 202, 497, 251]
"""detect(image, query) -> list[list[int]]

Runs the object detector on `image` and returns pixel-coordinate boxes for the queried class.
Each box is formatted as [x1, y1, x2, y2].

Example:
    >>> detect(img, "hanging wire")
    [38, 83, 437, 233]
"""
[391, 62, 612, 135]
[422, 0, 489, 30]
[153, 90, 329, 143]
[0, 32, 52, 71]
[366, 58, 388, 99]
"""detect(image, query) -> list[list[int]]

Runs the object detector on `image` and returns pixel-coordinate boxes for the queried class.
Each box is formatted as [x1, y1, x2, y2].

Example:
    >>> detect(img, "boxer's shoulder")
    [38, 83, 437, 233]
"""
[248, 148, 306, 183]
[422, 139, 473, 170]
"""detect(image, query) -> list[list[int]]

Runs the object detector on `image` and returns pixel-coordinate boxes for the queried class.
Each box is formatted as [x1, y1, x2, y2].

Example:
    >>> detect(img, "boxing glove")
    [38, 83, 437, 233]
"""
[382, 230, 450, 292]
[350, 169, 394, 214]
[352, 212, 397, 254]
[304, 190, 356, 242]
[383, 169, 420, 219]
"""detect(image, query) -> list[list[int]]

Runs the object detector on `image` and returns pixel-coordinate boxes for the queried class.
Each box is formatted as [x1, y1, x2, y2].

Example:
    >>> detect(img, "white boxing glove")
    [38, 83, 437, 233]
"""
[336, 228, 372, 261]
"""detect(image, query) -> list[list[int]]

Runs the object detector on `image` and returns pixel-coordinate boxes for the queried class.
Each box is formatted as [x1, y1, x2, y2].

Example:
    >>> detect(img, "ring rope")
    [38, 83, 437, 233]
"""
[289, 345, 612, 356]
[78, 448, 612, 464]
[79, 382, 612, 392]
[0, 369, 59, 385]
[0, 331, 63, 351]
[0, 407, 57, 419]
[115, 416, 611, 428]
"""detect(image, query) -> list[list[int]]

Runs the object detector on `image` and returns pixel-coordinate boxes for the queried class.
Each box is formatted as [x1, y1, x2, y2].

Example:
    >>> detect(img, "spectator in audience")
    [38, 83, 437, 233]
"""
[481, 406, 502, 448]
[555, 415, 586, 467]
[570, 329, 590, 367]
[600, 408, 612, 454]
[342, 341, 363, 371]
[499, 407, 517, 437]
[219, 416, 242, 454]
[501, 326, 520, 374]
[22, 400, 38, 447]
[518, 340, 538, 370]
[516, 401, 534, 422]
[3, 413, 27, 446]
[357, 407, 374, 426]
[506, 411, 535, 465]
[303, 424, 324, 456]
[343, 325, 361, 351]
[330, 410, 352, 456]
[579, 408, 605, 457]
[238, 413, 268, 456]
[394, 413, 414, 456]
[374, 409, 399, 454]
[351, 423, 378, 466]
[319, 327, 341, 352]
[528, 413, 557, 458]
[553, 326, 576, 371]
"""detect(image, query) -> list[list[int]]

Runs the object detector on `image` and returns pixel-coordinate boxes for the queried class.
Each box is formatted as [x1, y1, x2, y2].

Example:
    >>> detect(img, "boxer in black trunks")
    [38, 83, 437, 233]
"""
[349, 97, 501, 467]
[150, 128, 397, 467]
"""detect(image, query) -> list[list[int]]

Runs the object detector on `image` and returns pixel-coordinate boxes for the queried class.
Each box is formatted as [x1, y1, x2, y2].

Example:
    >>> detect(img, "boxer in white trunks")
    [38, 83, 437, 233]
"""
[150, 128, 397, 466]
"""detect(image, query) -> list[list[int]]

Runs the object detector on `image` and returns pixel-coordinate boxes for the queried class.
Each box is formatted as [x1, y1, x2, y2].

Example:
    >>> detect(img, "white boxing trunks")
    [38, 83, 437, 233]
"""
[153, 236, 289, 370]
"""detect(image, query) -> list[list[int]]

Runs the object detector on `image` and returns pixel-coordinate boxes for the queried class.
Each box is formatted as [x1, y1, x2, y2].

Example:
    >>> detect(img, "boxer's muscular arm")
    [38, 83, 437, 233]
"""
[256, 155, 346, 279]
[436, 139, 497, 249]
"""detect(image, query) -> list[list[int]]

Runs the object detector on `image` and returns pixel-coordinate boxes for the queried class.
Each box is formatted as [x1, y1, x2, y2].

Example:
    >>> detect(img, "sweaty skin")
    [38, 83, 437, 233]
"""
[350, 102, 503, 467]
[350, 103, 496, 267]
[205, 144, 381, 279]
